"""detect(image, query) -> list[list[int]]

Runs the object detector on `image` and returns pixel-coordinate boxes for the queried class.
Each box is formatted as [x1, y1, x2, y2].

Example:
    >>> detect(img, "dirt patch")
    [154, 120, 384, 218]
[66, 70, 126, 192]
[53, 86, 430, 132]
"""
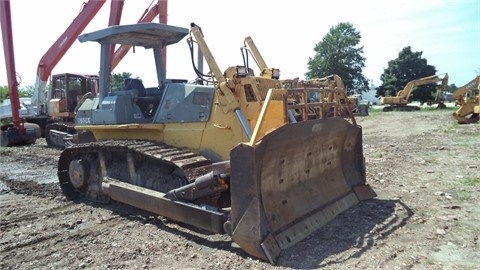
[1, 110, 479, 269]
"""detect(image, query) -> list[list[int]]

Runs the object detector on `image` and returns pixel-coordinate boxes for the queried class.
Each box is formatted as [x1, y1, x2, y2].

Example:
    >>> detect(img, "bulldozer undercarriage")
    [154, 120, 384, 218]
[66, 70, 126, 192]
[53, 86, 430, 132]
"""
[58, 140, 215, 202]
[57, 116, 376, 264]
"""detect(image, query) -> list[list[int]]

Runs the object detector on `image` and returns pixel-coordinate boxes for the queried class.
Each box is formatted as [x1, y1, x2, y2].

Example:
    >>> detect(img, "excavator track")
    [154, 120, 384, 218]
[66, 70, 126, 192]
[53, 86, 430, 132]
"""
[454, 112, 480, 124]
[45, 122, 76, 149]
[383, 105, 421, 112]
[57, 140, 212, 203]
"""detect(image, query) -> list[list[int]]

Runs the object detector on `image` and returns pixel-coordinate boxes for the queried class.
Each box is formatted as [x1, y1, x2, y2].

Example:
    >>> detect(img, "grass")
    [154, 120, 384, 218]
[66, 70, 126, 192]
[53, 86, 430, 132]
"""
[420, 106, 457, 112]
[370, 152, 383, 159]
[456, 190, 472, 201]
[461, 177, 480, 186]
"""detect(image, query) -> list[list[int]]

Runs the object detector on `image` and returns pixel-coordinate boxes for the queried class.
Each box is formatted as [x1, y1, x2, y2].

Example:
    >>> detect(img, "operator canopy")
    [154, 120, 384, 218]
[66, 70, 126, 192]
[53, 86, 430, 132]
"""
[78, 22, 189, 47]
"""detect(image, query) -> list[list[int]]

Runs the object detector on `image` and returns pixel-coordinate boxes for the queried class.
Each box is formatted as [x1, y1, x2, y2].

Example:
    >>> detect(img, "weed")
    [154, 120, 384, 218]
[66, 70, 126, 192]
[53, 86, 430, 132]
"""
[461, 177, 480, 186]
[370, 152, 383, 159]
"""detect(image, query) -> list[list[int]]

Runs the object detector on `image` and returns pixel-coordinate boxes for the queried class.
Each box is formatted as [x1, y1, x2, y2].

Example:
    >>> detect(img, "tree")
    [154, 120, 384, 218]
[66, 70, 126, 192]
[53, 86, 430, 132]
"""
[111, 72, 135, 89]
[19, 85, 34, 98]
[376, 47, 437, 104]
[305, 22, 369, 94]
[446, 83, 458, 93]
[0, 85, 7, 103]
[0, 84, 34, 103]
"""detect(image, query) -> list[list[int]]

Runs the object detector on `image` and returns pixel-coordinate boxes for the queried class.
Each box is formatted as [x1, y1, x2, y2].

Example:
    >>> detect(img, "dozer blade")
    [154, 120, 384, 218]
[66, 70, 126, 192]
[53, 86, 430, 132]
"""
[228, 117, 376, 264]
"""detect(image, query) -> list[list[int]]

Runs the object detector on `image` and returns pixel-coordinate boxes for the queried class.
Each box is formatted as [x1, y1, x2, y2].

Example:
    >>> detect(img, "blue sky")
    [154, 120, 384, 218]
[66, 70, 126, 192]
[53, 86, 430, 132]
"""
[1, 0, 479, 90]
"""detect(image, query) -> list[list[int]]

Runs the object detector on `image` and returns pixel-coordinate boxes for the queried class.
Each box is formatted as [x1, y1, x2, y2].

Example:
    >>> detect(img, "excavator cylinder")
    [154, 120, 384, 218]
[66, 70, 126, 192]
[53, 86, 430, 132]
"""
[226, 117, 376, 264]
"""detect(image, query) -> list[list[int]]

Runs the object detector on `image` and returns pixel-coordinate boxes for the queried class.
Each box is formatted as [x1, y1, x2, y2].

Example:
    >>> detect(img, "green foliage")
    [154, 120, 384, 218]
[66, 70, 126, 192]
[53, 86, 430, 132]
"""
[19, 85, 34, 98]
[446, 83, 458, 93]
[0, 85, 7, 103]
[376, 46, 437, 103]
[461, 177, 480, 186]
[111, 72, 135, 90]
[0, 84, 34, 103]
[371, 152, 383, 159]
[305, 22, 369, 94]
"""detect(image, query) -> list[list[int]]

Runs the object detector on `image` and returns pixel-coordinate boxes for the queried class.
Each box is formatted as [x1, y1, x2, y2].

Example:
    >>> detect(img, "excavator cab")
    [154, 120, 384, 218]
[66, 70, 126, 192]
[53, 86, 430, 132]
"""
[48, 73, 99, 119]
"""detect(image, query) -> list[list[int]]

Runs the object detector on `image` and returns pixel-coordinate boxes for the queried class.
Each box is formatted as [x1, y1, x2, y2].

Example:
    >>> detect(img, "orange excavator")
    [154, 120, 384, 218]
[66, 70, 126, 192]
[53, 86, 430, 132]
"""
[27, 0, 114, 136]
[24, 0, 168, 148]
[0, 0, 37, 146]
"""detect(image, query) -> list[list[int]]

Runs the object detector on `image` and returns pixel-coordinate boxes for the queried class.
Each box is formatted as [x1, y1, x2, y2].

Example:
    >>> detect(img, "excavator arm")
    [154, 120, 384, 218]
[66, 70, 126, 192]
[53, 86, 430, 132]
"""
[31, 0, 131, 117]
[381, 73, 448, 111]
[398, 73, 449, 101]
[111, 0, 168, 70]
[0, 0, 36, 146]
[32, 0, 109, 116]
[453, 76, 480, 101]
[107, 0, 124, 62]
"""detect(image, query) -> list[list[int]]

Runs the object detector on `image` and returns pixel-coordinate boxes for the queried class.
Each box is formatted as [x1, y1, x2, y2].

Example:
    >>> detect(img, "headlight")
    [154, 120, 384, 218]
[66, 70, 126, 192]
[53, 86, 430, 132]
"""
[272, 68, 280, 79]
[236, 66, 248, 77]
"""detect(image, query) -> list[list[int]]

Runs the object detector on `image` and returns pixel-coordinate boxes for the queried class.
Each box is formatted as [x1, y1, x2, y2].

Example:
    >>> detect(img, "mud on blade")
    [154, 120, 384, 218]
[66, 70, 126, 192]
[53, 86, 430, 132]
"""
[228, 117, 376, 264]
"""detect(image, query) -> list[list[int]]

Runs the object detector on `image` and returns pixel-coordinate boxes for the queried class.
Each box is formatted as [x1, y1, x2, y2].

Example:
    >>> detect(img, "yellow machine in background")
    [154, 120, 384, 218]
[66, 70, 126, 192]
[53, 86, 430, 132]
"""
[452, 76, 480, 124]
[380, 73, 449, 111]
[280, 74, 368, 116]
[240, 36, 369, 117]
[57, 22, 375, 264]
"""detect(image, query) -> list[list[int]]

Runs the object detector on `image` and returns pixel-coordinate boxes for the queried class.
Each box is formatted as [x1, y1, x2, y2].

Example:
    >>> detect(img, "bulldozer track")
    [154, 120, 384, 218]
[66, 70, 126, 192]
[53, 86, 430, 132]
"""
[58, 140, 212, 201]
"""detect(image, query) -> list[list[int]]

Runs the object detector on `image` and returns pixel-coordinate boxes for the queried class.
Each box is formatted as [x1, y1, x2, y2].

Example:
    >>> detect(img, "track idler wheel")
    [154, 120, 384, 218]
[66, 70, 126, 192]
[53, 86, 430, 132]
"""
[68, 159, 90, 190]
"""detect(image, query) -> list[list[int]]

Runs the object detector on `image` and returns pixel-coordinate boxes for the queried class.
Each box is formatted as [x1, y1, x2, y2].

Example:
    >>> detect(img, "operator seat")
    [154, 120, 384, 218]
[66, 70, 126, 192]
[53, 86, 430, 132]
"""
[124, 78, 160, 119]
[124, 78, 146, 97]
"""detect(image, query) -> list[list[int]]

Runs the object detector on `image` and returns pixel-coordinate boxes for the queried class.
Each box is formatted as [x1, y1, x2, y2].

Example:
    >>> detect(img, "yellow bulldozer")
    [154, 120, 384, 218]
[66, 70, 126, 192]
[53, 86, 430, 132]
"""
[57, 22, 376, 264]
[452, 76, 480, 124]
[280, 74, 368, 117]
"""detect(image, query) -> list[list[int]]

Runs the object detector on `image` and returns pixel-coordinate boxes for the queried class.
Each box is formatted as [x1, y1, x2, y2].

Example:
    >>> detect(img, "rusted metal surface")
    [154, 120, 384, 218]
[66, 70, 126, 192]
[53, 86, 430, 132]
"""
[58, 140, 212, 202]
[229, 117, 375, 264]
[102, 178, 226, 233]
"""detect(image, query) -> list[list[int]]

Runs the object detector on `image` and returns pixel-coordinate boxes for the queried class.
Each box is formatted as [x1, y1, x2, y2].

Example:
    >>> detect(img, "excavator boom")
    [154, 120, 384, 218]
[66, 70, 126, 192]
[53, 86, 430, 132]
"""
[111, 0, 167, 70]
[32, 0, 108, 116]
[29, 0, 169, 148]
[0, 0, 36, 146]
[380, 73, 449, 111]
